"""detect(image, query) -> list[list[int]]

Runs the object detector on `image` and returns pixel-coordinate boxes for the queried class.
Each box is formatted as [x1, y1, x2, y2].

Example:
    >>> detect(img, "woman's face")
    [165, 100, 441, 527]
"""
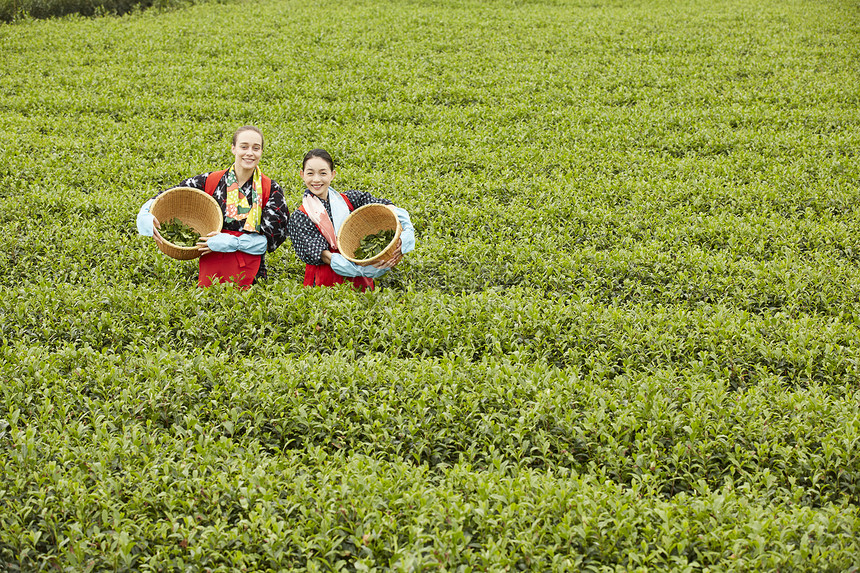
[301, 156, 336, 200]
[231, 130, 263, 172]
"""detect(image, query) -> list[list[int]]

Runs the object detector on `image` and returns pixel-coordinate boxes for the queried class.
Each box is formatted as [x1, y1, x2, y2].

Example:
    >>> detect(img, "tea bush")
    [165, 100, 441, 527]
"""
[1, 0, 859, 570]
[0, 0, 212, 22]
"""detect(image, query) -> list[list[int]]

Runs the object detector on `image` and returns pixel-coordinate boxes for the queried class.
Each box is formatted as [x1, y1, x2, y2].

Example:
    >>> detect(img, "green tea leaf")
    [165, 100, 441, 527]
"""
[354, 230, 395, 259]
[160, 218, 199, 248]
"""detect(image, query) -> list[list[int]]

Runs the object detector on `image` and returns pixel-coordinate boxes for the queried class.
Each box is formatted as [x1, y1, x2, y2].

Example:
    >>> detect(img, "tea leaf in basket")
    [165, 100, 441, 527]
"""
[354, 229, 395, 259]
[160, 218, 200, 247]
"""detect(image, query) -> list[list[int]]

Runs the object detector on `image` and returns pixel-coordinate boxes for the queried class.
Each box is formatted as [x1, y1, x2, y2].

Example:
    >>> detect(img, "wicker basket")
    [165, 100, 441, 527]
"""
[149, 187, 223, 260]
[338, 204, 402, 266]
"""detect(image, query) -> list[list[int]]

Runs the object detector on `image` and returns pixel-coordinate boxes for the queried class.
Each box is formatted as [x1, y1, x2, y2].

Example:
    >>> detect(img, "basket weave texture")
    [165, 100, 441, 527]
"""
[338, 204, 402, 266]
[150, 187, 224, 260]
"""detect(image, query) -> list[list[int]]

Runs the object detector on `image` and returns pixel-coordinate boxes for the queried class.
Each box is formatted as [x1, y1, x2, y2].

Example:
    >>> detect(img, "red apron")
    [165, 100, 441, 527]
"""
[303, 263, 374, 291]
[198, 231, 261, 288]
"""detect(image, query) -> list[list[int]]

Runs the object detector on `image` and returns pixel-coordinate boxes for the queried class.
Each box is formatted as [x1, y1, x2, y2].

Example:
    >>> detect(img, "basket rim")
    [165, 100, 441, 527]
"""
[150, 186, 221, 212]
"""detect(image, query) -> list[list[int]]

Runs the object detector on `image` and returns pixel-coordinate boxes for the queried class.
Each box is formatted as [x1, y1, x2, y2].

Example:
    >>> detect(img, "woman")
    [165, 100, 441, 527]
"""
[137, 126, 290, 287]
[288, 149, 415, 290]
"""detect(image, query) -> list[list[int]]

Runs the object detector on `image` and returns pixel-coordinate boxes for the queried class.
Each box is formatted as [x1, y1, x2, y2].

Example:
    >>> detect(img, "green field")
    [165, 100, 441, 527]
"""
[2, 0, 860, 570]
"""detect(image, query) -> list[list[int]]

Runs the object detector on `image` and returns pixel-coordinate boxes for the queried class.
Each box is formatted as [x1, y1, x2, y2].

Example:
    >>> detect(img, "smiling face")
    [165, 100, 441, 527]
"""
[231, 129, 263, 172]
[301, 156, 336, 201]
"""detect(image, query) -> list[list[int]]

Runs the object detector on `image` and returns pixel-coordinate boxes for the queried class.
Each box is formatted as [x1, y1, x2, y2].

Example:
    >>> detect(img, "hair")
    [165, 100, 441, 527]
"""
[302, 148, 334, 171]
[232, 125, 264, 148]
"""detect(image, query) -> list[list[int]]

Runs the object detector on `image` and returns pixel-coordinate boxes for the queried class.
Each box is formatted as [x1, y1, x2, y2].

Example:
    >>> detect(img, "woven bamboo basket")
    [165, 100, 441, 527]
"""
[149, 187, 223, 260]
[338, 204, 402, 266]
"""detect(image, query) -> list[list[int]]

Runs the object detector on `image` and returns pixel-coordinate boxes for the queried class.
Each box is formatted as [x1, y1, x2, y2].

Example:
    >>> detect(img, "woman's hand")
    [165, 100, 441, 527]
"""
[197, 231, 219, 256]
[374, 239, 403, 269]
[152, 216, 164, 245]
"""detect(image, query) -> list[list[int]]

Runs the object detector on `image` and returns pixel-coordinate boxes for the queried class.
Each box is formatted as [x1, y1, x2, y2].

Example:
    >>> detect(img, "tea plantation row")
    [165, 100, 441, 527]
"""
[3, 336, 860, 570]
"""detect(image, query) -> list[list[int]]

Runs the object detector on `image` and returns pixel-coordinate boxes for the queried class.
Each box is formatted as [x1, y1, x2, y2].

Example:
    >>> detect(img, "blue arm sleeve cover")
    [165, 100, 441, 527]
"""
[330, 253, 390, 278]
[207, 233, 268, 255]
[237, 234, 268, 255]
[137, 199, 155, 236]
[394, 207, 416, 254]
[206, 233, 239, 253]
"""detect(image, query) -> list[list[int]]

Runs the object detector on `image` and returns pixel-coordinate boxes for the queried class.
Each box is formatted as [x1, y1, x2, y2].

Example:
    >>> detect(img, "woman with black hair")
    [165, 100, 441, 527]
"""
[287, 148, 415, 290]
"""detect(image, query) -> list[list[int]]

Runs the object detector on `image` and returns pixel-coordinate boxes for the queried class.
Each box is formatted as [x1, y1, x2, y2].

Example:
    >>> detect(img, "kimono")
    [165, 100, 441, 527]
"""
[173, 170, 289, 287]
[288, 189, 393, 291]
